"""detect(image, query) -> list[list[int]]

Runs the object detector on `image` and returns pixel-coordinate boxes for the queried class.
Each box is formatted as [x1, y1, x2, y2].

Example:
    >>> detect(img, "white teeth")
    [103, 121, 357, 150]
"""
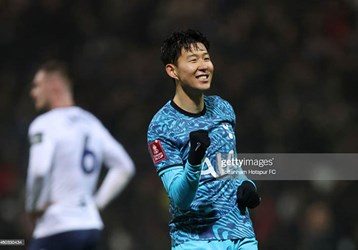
[198, 75, 208, 80]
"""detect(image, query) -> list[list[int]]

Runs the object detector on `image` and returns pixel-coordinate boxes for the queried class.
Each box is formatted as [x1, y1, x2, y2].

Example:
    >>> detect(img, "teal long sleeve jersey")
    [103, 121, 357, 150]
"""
[147, 95, 256, 246]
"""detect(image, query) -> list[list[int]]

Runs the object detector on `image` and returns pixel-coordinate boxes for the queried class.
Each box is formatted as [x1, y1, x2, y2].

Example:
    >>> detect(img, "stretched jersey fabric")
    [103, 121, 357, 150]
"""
[26, 106, 133, 238]
[147, 95, 255, 246]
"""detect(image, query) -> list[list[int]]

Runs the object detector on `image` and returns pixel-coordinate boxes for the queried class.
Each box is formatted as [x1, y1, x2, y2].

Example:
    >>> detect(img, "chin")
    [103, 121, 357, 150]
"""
[35, 103, 47, 111]
[199, 84, 211, 91]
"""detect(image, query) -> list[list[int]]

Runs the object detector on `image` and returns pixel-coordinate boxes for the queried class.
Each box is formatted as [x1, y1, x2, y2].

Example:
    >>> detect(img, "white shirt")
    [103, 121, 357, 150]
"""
[26, 106, 134, 238]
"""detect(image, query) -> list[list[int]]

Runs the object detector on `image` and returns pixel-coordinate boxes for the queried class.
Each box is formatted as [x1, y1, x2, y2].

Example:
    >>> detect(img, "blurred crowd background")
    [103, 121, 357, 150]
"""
[0, 0, 357, 249]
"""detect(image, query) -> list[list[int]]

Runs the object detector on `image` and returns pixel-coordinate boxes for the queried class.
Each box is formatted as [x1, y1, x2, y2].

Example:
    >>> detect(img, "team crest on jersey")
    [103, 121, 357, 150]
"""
[149, 140, 166, 164]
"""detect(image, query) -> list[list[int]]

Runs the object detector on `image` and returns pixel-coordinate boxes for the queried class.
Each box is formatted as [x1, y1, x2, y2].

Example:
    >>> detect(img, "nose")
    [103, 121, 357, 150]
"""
[198, 59, 209, 70]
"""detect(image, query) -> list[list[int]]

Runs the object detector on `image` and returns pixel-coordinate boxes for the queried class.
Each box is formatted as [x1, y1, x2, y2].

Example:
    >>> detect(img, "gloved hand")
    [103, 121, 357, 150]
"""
[237, 181, 260, 215]
[187, 130, 211, 165]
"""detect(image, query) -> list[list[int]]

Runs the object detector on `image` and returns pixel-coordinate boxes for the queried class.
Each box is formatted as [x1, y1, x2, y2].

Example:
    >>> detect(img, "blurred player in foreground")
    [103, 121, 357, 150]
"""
[26, 60, 135, 250]
[147, 29, 260, 249]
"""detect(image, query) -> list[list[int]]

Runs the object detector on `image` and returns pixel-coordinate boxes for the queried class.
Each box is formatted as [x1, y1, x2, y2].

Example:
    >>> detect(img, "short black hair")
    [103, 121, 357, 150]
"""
[38, 60, 73, 89]
[160, 29, 210, 66]
[39, 60, 71, 80]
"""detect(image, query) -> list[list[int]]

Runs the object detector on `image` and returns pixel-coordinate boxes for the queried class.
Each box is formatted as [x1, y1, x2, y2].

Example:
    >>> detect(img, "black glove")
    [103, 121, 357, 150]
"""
[187, 130, 211, 165]
[237, 181, 260, 215]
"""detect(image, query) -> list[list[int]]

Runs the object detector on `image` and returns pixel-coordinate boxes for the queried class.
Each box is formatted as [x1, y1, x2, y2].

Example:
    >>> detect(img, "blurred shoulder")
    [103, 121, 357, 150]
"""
[29, 106, 102, 133]
[29, 110, 56, 133]
[205, 95, 234, 112]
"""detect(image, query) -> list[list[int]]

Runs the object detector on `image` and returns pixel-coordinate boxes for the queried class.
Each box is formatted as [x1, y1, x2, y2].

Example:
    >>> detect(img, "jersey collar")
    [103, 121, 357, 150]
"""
[170, 99, 206, 117]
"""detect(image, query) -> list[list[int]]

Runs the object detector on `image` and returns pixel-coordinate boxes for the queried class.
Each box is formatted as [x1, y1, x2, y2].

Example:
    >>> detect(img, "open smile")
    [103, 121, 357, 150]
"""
[196, 74, 209, 81]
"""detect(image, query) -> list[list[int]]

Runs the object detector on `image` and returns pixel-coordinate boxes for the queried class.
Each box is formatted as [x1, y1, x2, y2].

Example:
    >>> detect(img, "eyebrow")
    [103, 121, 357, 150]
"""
[186, 51, 210, 59]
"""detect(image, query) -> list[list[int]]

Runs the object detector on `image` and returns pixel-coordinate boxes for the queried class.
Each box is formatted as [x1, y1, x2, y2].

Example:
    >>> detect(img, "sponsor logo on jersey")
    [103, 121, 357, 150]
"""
[149, 140, 167, 164]
[29, 132, 43, 145]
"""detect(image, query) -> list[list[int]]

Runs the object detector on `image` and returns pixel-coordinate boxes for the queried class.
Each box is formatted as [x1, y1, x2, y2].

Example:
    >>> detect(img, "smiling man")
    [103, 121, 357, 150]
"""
[147, 29, 261, 249]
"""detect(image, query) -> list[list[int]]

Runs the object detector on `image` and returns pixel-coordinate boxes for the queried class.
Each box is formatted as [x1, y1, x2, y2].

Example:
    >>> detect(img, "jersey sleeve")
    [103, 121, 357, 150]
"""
[217, 96, 236, 126]
[98, 123, 135, 173]
[218, 97, 257, 188]
[93, 121, 135, 209]
[27, 118, 56, 178]
[226, 101, 236, 126]
[147, 120, 183, 176]
[26, 118, 56, 211]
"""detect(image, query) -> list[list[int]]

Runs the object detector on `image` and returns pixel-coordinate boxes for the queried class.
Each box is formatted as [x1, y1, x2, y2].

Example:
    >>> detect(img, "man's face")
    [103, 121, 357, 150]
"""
[30, 70, 51, 111]
[174, 43, 214, 93]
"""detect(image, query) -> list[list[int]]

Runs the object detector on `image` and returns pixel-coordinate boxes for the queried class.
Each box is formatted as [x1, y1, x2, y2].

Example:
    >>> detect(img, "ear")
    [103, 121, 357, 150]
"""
[49, 74, 67, 94]
[165, 64, 179, 80]
[50, 75, 61, 91]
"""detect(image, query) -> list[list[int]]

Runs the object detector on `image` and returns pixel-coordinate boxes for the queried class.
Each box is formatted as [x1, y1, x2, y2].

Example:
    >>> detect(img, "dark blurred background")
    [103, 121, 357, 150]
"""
[0, 0, 357, 249]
